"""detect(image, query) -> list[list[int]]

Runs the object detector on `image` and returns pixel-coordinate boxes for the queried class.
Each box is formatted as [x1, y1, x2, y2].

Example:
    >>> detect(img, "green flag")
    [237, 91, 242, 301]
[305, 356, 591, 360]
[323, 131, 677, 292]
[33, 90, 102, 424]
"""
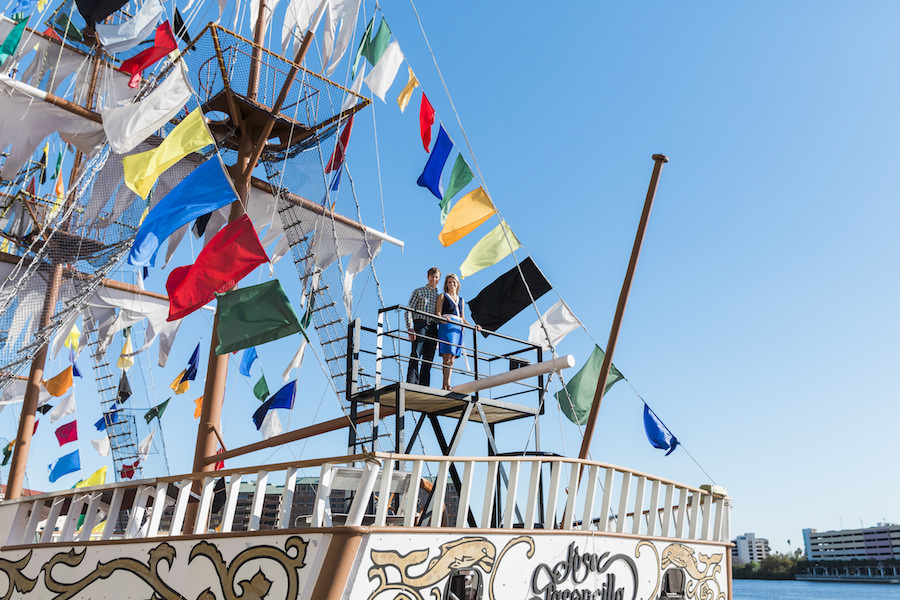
[459, 219, 521, 279]
[554, 345, 624, 425]
[54, 12, 83, 41]
[1, 441, 12, 466]
[52, 149, 63, 180]
[253, 374, 270, 401]
[143, 398, 170, 423]
[214, 280, 302, 355]
[440, 154, 474, 224]
[352, 17, 392, 79]
[0, 15, 28, 66]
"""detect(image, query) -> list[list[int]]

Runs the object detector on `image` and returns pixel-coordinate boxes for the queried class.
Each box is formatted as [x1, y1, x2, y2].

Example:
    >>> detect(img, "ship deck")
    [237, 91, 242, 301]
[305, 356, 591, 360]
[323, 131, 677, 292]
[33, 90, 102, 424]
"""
[350, 382, 540, 425]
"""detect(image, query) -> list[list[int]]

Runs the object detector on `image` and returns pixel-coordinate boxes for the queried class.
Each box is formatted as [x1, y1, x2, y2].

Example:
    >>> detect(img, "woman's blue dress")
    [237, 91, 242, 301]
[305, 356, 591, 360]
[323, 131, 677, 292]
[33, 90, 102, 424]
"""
[438, 293, 464, 357]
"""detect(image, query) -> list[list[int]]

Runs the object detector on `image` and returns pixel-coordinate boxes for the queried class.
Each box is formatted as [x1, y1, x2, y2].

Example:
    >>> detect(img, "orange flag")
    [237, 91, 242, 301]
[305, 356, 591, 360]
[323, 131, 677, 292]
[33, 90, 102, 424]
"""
[193, 396, 203, 419]
[44, 366, 74, 397]
[438, 187, 495, 247]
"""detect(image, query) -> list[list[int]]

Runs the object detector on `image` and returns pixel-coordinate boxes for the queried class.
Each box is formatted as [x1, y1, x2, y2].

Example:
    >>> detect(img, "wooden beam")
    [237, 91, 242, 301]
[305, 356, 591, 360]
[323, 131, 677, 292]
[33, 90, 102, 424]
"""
[202, 407, 395, 465]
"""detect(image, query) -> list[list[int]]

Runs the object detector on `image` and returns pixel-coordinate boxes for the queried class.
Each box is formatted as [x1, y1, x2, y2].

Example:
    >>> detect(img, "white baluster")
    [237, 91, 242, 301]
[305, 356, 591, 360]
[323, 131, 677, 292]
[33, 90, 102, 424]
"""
[646, 480, 660, 536]
[249, 471, 270, 531]
[41, 497, 65, 543]
[480, 462, 499, 529]
[455, 461, 474, 529]
[615, 473, 631, 534]
[169, 480, 193, 535]
[503, 462, 520, 529]
[280, 467, 298, 529]
[313, 465, 336, 527]
[598, 468, 615, 533]
[631, 476, 646, 535]
[220, 475, 244, 533]
[374, 460, 395, 526]
[660, 484, 674, 538]
[402, 460, 423, 527]
[561, 463, 580, 530]
[78, 492, 105, 541]
[102, 488, 124, 540]
[674, 487, 688, 539]
[60, 494, 89, 542]
[544, 461, 562, 530]
[523, 461, 541, 530]
[347, 461, 380, 526]
[146, 482, 170, 537]
[429, 461, 449, 527]
[688, 492, 700, 539]
[581, 465, 599, 531]
[193, 477, 215, 535]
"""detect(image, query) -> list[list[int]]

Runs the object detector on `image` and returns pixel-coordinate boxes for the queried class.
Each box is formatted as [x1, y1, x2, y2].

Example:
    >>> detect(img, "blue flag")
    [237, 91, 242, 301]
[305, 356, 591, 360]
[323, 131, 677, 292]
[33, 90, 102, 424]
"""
[11, 0, 35, 15]
[416, 125, 453, 200]
[239, 347, 258, 377]
[184, 343, 200, 381]
[94, 404, 119, 431]
[128, 156, 238, 267]
[643, 404, 678, 456]
[48, 449, 80, 482]
[72, 361, 81, 378]
[252, 380, 296, 429]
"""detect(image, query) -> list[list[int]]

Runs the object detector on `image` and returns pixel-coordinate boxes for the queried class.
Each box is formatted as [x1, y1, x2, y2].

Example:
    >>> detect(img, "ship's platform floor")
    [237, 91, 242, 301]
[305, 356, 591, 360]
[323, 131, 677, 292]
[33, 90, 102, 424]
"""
[350, 382, 540, 425]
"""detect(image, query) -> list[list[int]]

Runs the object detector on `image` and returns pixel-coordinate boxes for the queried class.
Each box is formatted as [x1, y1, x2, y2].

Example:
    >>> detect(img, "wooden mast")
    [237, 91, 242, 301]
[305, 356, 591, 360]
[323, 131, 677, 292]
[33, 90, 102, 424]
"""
[4, 43, 107, 499]
[577, 154, 668, 462]
[189, 0, 324, 480]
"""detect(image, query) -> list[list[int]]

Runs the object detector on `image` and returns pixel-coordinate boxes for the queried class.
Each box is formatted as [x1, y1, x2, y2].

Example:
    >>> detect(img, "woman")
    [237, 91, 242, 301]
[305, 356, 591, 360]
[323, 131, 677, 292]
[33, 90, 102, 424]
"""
[435, 273, 475, 390]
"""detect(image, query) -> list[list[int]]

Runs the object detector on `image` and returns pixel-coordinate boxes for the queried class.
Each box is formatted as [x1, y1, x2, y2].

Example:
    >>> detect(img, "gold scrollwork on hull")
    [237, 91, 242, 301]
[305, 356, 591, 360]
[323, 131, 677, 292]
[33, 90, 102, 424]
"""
[0, 536, 308, 600]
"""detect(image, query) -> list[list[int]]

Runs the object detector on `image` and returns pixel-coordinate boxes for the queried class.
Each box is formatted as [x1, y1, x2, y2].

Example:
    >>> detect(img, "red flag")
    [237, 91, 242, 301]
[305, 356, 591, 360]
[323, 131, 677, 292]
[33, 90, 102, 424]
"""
[325, 115, 354, 173]
[420, 94, 435, 152]
[55, 421, 78, 446]
[33, 420, 38, 434]
[166, 214, 269, 321]
[120, 460, 139, 479]
[214, 446, 225, 471]
[119, 22, 178, 88]
[43, 27, 61, 41]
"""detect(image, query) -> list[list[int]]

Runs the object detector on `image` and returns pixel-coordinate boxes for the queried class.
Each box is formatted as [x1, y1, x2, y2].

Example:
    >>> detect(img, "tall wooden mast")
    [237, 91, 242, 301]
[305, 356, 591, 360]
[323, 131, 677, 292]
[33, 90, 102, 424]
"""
[578, 154, 668, 461]
[189, 0, 325, 478]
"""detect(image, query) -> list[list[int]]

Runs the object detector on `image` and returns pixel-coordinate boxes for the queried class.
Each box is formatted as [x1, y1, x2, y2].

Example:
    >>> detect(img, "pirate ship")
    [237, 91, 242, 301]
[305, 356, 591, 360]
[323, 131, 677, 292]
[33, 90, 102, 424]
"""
[0, 0, 733, 598]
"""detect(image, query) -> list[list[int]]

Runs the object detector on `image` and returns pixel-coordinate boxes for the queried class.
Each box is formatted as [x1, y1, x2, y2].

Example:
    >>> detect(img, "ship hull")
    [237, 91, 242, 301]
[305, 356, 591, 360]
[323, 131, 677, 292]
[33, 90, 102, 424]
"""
[0, 528, 729, 599]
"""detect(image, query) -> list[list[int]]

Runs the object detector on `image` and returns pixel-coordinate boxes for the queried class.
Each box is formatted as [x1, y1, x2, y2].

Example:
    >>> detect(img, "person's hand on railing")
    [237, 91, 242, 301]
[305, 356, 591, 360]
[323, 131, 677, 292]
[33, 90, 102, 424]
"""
[408, 328, 415, 341]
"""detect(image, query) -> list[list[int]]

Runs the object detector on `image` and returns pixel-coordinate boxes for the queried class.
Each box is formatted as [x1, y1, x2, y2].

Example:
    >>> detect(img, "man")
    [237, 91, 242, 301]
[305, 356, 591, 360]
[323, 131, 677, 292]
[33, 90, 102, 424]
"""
[406, 267, 440, 386]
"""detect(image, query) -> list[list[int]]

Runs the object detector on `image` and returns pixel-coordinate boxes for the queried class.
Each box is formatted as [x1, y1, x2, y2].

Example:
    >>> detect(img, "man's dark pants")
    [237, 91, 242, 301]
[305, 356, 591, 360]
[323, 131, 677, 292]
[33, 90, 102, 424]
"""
[407, 319, 437, 386]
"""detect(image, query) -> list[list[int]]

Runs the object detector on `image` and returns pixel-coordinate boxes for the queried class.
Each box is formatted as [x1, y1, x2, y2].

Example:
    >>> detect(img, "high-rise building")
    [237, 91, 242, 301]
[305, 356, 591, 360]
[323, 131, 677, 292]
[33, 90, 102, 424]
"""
[802, 524, 900, 561]
[731, 532, 769, 565]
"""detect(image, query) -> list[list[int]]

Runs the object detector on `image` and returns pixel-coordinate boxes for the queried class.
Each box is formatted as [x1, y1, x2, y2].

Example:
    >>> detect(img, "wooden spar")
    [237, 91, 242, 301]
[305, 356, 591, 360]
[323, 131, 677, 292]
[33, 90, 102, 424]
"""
[450, 355, 575, 395]
[0, 251, 169, 302]
[577, 154, 668, 462]
[201, 408, 395, 465]
[250, 178, 404, 249]
[5, 263, 64, 499]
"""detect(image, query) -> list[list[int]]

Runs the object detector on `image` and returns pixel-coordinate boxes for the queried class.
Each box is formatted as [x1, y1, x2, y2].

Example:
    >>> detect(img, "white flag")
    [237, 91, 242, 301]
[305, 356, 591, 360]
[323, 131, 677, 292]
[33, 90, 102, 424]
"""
[283, 339, 308, 382]
[91, 435, 111, 457]
[281, 0, 319, 53]
[341, 64, 365, 112]
[528, 299, 582, 351]
[49, 392, 76, 424]
[363, 41, 403, 102]
[138, 428, 157, 461]
[322, 0, 362, 76]
[102, 62, 193, 154]
[95, 0, 164, 53]
[260, 411, 283, 440]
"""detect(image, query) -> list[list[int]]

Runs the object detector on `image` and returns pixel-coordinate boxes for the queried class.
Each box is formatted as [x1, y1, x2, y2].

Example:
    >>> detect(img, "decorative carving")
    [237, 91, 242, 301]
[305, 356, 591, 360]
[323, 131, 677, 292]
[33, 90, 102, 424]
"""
[2, 536, 308, 600]
[637, 541, 725, 600]
[367, 536, 534, 600]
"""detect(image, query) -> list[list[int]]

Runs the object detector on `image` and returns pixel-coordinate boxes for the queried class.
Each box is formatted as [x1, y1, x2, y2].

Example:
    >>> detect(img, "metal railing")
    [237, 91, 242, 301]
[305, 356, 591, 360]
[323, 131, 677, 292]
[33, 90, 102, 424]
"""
[2, 453, 730, 546]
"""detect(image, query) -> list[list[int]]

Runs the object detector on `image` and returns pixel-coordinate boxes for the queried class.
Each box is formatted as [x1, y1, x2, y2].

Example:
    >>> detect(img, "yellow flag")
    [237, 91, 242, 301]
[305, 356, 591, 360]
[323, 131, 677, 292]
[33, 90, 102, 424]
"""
[122, 108, 214, 199]
[396, 66, 419, 112]
[48, 175, 64, 221]
[138, 205, 150, 226]
[438, 187, 495, 247]
[0, 238, 9, 253]
[170, 370, 190, 394]
[193, 396, 203, 419]
[459, 219, 521, 278]
[44, 366, 74, 397]
[117, 334, 135, 370]
[64, 323, 80, 352]
[75, 466, 107, 488]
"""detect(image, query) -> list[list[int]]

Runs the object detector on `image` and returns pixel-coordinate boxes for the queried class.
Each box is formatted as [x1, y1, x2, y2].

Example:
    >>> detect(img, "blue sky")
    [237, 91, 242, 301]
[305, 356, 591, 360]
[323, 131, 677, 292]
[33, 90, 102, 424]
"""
[5, 0, 899, 553]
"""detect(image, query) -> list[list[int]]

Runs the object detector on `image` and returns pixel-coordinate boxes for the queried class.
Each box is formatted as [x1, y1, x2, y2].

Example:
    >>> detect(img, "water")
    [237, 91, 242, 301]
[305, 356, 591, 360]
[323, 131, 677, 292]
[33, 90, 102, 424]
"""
[735, 579, 900, 599]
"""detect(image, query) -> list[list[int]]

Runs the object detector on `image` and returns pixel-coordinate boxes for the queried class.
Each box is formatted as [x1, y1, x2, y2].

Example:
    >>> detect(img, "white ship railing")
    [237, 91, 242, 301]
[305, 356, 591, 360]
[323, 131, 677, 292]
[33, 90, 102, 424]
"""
[0, 452, 731, 546]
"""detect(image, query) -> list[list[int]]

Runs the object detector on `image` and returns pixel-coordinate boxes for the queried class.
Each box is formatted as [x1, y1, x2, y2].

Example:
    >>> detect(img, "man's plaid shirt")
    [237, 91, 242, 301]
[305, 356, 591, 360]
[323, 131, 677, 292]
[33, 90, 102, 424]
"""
[406, 285, 439, 329]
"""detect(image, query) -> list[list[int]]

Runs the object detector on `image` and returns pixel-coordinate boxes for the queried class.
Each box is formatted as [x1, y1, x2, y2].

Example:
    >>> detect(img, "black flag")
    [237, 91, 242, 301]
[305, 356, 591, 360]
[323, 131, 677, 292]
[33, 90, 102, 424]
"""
[468, 257, 551, 335]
